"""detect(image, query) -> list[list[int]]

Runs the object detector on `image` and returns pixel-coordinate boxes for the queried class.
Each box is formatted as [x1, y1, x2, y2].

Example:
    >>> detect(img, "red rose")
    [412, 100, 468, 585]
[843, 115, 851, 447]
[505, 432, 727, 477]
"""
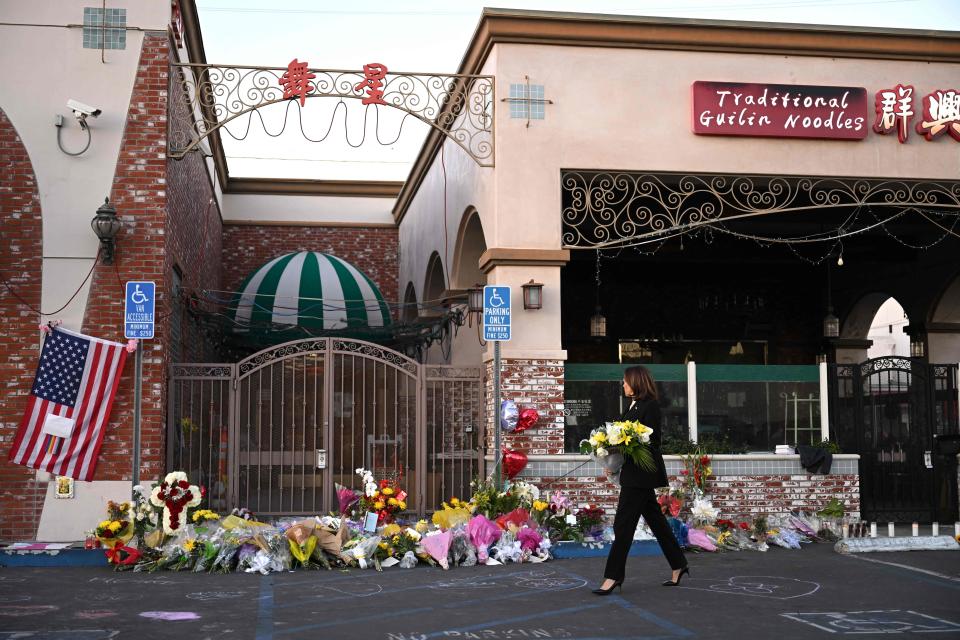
[739, 522, 750, 530]
[700, 455, 710, 465]
[680, 469, 689, 475]
[178, 480, 190, 489]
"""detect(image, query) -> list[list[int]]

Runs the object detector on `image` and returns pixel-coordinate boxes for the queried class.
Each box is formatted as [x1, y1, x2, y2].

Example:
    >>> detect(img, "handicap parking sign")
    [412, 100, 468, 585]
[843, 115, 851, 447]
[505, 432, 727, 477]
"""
[124, 281, 155, 339]
[482, 286, 511, 341]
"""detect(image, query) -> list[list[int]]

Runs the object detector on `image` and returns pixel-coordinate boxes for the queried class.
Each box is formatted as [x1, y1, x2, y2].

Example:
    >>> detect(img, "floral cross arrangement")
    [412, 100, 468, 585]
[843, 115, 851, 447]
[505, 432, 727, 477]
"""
[150, 471, 203, 534]
[580, 420, 656, 471]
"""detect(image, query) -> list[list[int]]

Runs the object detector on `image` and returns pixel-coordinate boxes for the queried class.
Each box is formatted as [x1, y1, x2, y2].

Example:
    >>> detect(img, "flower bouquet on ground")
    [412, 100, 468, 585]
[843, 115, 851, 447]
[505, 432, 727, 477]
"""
[576, 504, 606, 541]
[538, 491, 582, 542]
[355, 468, 407, 525]
[96, 501, 134, 549]
[580, 420, 657, 476]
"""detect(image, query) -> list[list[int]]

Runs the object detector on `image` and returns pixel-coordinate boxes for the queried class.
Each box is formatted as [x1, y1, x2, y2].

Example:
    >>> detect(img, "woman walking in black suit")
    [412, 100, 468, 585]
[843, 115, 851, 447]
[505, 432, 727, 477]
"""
[593, 365, 688, 595]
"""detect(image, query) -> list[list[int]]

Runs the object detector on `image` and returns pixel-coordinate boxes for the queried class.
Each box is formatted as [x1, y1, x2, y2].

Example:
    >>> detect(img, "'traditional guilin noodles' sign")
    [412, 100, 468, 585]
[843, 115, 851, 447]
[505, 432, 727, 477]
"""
[692, 81, 868, 140]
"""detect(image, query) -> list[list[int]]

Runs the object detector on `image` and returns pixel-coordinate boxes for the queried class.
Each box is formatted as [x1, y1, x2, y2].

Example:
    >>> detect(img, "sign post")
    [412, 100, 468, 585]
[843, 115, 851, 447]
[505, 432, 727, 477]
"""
[124, 281, 155, 490]
[483, 285, 511, 487]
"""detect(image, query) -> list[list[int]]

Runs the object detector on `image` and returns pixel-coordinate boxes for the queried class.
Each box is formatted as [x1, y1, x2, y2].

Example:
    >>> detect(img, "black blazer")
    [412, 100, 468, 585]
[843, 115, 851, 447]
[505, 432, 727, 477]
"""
[617, 397, 670, 489]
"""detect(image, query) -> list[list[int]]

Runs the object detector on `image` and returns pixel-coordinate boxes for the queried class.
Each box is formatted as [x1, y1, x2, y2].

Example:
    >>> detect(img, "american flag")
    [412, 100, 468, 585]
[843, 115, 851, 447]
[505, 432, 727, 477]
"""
[8, 327, 128, 481]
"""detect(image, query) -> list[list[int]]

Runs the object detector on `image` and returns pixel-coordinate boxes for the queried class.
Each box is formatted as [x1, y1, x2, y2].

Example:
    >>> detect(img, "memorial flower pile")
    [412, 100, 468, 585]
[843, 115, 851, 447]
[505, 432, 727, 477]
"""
[93, 470, 556, 574]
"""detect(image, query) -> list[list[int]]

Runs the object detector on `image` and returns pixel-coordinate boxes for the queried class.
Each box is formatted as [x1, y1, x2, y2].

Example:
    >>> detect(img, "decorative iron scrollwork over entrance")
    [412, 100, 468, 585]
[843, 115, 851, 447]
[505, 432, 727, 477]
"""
[169, 63, 495, 166]
[561, 171, 960, 249]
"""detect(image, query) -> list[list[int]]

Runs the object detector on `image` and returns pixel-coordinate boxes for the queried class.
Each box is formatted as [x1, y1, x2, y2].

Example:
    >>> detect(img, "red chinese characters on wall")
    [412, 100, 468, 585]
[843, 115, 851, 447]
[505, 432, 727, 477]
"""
[873, 84, 914, 143]
[279, 58, 317, 108]
[354, 63, 388, 105]
[916, 89, 960, 142]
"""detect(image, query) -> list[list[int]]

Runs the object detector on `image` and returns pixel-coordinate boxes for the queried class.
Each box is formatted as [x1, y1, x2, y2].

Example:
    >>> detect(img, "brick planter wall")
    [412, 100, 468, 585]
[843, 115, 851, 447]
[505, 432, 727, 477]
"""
[221, 224, 399, 307]
[514, 454, 861, 521]
[0, 108, 45, 540]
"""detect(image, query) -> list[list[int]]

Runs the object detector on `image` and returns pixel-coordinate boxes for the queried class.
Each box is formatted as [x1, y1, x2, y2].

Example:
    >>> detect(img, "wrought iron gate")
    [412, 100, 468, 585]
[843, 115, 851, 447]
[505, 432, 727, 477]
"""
[830, 358, 959, 523]
[168, 338, 483, 517]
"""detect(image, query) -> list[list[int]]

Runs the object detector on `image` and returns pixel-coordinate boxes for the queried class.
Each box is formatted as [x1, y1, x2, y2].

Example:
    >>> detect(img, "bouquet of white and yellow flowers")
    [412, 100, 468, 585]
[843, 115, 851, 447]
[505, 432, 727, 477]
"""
[580, 420, 656, 473]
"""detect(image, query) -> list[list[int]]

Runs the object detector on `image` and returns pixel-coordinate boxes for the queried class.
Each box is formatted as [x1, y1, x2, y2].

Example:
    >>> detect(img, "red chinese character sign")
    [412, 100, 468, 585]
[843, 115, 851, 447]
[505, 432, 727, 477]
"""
[279, 58, 317, 107]
[355, 63, 389, 105]
[692, 81, 868, 140]
[916, 89, 960, 142]
[873, 84, 914, 143]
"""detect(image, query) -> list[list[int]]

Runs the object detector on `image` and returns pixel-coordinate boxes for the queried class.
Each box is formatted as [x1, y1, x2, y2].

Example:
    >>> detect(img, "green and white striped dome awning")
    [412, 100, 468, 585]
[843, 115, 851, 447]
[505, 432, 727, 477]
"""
[233, 251, 391, 333]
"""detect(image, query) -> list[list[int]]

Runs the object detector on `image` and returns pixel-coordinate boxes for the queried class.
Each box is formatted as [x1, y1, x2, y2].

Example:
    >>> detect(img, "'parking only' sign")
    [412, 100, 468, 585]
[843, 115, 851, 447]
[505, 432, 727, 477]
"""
[124, 281, 155, 339]
[482, 285, 511, 341]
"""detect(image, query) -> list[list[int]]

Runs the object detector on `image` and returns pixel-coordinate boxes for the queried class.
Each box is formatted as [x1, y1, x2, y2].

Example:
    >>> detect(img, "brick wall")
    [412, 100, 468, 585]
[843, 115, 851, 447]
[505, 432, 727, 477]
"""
[81, 32, 169, 484]
[485, 359, 565, 456]
[0, 108, 45, 540]
[221, 224, 399, 307]
[166, 62, 222, 364]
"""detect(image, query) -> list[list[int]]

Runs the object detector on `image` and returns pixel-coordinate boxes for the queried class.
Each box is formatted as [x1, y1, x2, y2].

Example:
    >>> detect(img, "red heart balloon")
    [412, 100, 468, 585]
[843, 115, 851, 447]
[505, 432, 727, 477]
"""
[502, 449, 528, 480]
[515, 408, 540, 433]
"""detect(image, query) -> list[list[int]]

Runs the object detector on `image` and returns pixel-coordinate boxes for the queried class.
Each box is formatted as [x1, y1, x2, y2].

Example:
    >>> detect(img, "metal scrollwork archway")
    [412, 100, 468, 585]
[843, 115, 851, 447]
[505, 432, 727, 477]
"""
[169, 62, 495, 166]
[561, 171, 960, 249]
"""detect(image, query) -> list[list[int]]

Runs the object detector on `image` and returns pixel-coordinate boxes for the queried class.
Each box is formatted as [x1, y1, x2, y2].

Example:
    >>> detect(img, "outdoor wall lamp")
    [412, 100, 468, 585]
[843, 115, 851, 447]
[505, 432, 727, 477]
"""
[467, 284, 484, 314]
[91, 197, 122, 264]
[521, 280, 543, 310]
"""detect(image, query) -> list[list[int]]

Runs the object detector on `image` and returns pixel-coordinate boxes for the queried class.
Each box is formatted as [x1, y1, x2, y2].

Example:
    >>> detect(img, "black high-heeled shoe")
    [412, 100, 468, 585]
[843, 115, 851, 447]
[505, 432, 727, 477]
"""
[662, 566, 689, 587]
[592, 579, 623, 595]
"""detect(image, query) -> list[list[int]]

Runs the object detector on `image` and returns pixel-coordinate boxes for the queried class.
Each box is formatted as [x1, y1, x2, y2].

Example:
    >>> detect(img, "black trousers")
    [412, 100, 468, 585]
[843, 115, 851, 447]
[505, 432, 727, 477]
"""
[604, 486, 686, 580]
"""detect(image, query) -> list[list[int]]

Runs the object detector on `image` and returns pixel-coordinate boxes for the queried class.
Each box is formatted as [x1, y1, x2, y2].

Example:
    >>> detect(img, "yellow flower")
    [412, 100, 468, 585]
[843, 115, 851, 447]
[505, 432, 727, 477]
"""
[392, 535, 401, 544]
[594, 432, 607, 443]
[415, 519, 429, 533]
[382, 487, 394, 496]
[374, 501, 385, 510]
[184, 539, 196, 552]
[398, 501, 407, 510]
[533, 500, 548, 511]
[378, 542, 388, 550]
[705, 467, 713, 476]
[388, 497, 399, 506]
[107, 521, 122, 533]
[450, 497, 460, 507]
[382, 523, 401, 537]
[99, 520, 112, 529]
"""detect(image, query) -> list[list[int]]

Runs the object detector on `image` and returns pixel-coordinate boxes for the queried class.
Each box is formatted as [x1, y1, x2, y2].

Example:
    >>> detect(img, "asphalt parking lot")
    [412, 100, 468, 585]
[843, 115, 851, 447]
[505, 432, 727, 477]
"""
[0, 543, 958, 639]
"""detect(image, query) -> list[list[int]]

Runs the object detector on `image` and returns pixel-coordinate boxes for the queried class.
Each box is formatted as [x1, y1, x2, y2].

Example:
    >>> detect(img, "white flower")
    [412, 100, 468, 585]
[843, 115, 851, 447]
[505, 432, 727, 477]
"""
[691, 499, 718, 523]
[596, 447, 609, 458]
[365, 482, 378, 497]
[163, 471, 188, 485]
[606, 423, 624, 445]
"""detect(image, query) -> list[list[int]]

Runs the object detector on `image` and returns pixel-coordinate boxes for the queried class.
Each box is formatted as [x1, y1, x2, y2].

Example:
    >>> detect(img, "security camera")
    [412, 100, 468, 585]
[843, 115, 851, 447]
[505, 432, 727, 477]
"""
[67, 99, 101, 119]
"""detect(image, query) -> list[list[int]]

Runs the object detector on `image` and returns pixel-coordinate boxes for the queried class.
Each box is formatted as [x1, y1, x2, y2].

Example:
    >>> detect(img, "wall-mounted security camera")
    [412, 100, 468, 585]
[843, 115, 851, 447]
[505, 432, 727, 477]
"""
[56, 100, 102, 156]
[68, 99, 102, 121]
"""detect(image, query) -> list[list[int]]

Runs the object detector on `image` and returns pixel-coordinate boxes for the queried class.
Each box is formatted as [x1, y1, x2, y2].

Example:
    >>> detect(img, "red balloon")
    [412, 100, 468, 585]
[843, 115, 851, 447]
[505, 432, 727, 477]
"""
[515, 408, 540, 433]
[502, 449, 528, 480]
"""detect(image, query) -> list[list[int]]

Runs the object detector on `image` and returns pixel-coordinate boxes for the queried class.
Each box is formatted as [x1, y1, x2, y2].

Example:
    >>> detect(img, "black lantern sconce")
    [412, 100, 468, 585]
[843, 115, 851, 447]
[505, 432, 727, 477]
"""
[90, 197, 122, 264]
[521, 280, 543, 310]
[910, 336, 926, 358]
[467, 283, 484, 315]
[822, 308, 840, 339]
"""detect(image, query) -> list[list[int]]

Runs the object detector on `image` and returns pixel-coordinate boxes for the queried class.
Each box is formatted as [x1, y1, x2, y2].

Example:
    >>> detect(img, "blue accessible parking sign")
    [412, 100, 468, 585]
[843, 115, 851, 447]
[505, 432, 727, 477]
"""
[482, 285, 511, 341]
[124, 281, 155, 339]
